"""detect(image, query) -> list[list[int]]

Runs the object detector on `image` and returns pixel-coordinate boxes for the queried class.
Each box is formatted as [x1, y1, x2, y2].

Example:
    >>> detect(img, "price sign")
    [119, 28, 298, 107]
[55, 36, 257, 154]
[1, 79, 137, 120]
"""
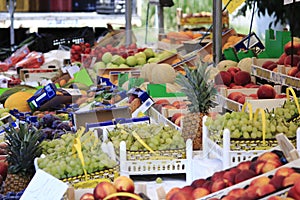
[284, 0, 300, 5]
[20, 169, 68, 200]
[223, 0, 246, 14]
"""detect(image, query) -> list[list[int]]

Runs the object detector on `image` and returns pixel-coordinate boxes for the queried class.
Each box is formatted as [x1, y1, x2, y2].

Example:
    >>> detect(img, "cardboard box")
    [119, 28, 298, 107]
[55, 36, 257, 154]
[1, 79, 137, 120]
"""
[73, 106, 131, 129]
[19, 68, 61, 82]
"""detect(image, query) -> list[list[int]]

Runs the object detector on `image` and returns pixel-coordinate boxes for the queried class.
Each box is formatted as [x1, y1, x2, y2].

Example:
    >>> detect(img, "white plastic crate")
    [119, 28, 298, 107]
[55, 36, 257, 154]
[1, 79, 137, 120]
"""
[200, 158, 300, 200]
[202, 116, 300, 169]
[119, 139, 193, 184]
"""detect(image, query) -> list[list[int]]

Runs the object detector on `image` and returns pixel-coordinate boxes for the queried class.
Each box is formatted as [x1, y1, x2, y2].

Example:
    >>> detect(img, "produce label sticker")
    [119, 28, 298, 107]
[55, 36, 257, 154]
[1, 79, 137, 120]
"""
[284, 0, 300, 5]
[20, 169, 68, 200]
[223, 0, 246, 14]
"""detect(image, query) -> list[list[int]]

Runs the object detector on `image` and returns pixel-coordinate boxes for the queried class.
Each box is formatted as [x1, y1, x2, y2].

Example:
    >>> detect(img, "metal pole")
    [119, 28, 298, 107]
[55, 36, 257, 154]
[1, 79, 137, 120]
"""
[157, 3, 164, 34]
[213, 0, 222, 65]
[125, 0, 132, 46]
[8, 0, 15, 51]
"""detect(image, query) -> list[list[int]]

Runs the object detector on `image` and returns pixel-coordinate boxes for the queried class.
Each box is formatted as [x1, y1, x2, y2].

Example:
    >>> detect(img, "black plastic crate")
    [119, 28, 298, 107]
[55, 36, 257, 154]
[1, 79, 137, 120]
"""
[72, 0, 96, 12]
[30, 27, 95, 52]
[96, 0, 127, 14]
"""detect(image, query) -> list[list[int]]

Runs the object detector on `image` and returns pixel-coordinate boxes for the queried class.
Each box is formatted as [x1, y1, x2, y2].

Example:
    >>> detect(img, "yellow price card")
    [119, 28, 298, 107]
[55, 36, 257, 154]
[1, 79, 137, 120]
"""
[223, 0, 246, 14]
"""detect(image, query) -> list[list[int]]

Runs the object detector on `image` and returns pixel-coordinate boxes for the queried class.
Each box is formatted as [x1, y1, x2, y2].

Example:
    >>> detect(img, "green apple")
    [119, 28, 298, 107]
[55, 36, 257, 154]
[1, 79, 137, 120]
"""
[126, 56, 137, 67]
[93, 61, 106, 72]
[111, 55, 125, 65]
[136, 57, 146, 65]
[119, 63, 130, 68]
[106, 62, 119, 68]
[143, 48, 155, 58]
[101, 52, 113, 64]
[134, 52, 147, 60]
[147, 57, 160, 63]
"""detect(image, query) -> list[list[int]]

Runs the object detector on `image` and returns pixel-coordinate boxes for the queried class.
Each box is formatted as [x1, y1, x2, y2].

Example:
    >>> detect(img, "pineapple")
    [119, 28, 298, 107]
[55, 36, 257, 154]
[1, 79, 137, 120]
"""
[3, 122, 43, 194]
[176, 63, 217, 150]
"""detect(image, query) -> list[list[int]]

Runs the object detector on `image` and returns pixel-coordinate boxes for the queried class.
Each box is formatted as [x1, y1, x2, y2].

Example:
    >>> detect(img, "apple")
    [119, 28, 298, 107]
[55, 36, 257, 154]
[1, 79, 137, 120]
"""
[113, 176, 135, 193]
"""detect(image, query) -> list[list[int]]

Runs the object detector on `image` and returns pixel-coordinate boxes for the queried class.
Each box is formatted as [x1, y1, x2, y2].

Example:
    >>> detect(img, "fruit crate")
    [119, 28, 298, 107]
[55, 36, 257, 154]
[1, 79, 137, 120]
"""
[202, 116, 300, 169]
[200, 158, 300, 200]
[216, 87, 287, 112]
[251, 57, 280, 83]
[119, 139, 193, 184]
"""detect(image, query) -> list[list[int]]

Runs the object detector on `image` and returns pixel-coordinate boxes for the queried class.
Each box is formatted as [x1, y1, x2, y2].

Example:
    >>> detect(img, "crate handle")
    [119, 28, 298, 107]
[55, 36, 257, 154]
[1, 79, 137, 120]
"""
[286, 87, 300, 115]
[241, 102, 253, 121]
[253, 108, 266, 146]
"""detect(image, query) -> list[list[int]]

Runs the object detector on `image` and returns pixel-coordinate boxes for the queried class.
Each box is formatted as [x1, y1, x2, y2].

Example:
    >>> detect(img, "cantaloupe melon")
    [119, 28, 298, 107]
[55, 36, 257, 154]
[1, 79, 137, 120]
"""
[151, 63, 176, 84]
[4, 91, 33, 112]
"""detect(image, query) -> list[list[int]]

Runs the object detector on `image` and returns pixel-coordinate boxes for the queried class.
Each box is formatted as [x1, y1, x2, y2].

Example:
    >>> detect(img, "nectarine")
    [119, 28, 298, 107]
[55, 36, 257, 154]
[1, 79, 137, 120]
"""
[80, 193, 95, 200]
[233, 71, 251, 86]
[257, 84, 276, 99]
[113, 175, 135, 193]
[93, 182, 117, 200]
[269, 175, 285, 190]
[283, 173, 300, 187]
[255, 184, 276, 197]
[234, 170, 256, 184]
[166, 187, 180, 200]
[191, 179, 206, 188]
[192, 187, 210, 199]
[215, 71, 232, 86]
[274, 167, 295, 177]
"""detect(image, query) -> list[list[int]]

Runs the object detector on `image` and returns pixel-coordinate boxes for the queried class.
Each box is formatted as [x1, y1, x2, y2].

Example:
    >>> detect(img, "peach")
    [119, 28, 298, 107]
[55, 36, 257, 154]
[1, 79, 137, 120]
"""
[211, 179, 227, 193]
[211, 171, 226, 181]
[221, 195, 238, 200]
[113, 175, 135, 193]
[294, 180, 300, 194]
[231, 85, 244, 89]
[155, 99, 171, 105]
[257, 152, 280, 162]
[93, 182, 117, 200]
[269, 175, 285, 190]
[80, 193, 95, 200]
[192, 187, 210, 199]
[255, 184, 276, 197]
[227, 92, 244, 101]
[233, 71, 251, 86]
[180, 186, 194, 196]
[275, 94, 287, 98]
[257, 84, 276, 99]
[288, 66, 299, 76]
[202, 180, 213, 192]
[191, 178, 206, 188]
[174, 115, 184, 126]
[283, 173, 300, 187]
[229, 83, 237, 88]
[262, 60, 276, 69]
[237, 161, 251, 171]
[244, 83, 258, 88]
[261, 159, 282, 174]
[229, 167, 241, 174]
[223, 171, 236, 186]
[284, 54, 300, 67]
[267, 63, 278, 71]
[227, 188, 245, 198]
[295, 71, 300, 78]
[215, 71, 232, 86]
[227, 66, 241, 77]
[274, 167, 295, 177]
[277, 53, 288, 65]
[250, 176, 270, 188]
[234, 170, 256, 184]
[249, 93, 258, 99]
[288, 186, 300, 200]
[243, 186, 259, 200]
[267, 196, 285, 200]
[250, 160, 266, 175]
[284, 41, 300, 55]
[163, 104, 177, 109]
[237, 95, 247, 104]
[172, 101, 187, 109]
[169, 191, 191, 200]
[171, 113, 185, 123]
[166, 187, 180, 200]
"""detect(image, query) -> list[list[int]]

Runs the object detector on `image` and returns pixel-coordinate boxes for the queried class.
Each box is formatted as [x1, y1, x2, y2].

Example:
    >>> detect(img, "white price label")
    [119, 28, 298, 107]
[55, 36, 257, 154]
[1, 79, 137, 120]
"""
[284, 0, 300, 4]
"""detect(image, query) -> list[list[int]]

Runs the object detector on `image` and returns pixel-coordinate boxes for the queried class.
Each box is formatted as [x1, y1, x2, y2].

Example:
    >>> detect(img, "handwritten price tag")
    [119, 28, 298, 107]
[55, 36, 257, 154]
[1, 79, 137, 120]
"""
[223, 0, 246, 14]
[20, 169, 68, 200]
